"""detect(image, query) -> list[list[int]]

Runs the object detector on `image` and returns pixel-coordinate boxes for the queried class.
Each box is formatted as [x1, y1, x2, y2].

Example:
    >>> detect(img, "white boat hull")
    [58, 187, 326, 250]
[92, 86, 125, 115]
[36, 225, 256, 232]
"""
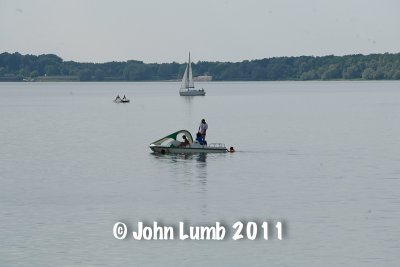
[150, 144, 227, 154]
[149, 130, 227, 154]
[179, 89, 206, 96]
[113, 99, 130, 103]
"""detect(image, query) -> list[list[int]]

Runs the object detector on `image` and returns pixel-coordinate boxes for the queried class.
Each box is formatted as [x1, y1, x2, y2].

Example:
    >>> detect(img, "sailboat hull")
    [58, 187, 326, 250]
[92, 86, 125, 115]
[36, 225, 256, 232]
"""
[179, 89, 206, 96]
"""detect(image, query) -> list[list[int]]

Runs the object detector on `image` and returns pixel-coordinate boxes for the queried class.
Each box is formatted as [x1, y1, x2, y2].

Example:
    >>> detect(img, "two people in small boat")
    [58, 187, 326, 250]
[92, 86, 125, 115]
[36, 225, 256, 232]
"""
[115, 95, 127, 101]
[179, 118, 208, 147]
[177, 119, 235, 151]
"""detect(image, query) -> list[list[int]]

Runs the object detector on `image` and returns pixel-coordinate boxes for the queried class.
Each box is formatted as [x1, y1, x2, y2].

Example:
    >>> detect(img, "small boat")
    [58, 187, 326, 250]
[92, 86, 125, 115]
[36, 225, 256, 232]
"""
[179, 53, 206, 96]
[113, 99, 130, 103]
[113, 96, 130, 103]
[149, 130, 227, 154]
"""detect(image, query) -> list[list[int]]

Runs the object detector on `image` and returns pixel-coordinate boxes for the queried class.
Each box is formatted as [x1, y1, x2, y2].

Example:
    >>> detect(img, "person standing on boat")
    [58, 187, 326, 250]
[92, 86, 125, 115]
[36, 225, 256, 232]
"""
[198, 119, 208, 144]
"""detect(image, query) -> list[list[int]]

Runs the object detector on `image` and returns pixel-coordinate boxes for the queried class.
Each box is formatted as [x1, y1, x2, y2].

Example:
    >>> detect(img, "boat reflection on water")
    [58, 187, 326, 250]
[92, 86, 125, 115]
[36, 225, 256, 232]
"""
[150, 152, 208, 184]
[197, 153, 207, 162]
[151, 152, 208, 165]
[150, 152, 209, 215]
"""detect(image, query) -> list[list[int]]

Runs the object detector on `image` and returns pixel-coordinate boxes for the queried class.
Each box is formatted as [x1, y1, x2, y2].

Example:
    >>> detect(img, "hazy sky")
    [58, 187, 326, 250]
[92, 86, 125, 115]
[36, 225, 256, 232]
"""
[1, 0, 399, 63]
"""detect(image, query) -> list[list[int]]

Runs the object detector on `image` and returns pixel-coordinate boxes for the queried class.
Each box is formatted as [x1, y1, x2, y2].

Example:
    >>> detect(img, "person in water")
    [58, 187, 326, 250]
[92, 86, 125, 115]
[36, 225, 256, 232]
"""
[179, 135, 190, 147]
[198, 119, 208, 144]
[228, 146, 235, 152]
[115, 95, 121, 100]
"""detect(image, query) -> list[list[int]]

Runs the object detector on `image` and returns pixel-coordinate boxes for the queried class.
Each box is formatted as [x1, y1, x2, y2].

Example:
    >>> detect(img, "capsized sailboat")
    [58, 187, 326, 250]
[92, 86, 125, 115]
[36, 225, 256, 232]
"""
[149, 130, 227, 154]
[179, 53, 206, 96]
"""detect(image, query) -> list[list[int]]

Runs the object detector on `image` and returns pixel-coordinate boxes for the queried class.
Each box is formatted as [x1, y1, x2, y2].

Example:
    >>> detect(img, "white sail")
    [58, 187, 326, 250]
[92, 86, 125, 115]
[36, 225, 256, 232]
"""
[180, 53, 194, 90]
[187, 54, 194, 88]
[180, 65, 189, 89]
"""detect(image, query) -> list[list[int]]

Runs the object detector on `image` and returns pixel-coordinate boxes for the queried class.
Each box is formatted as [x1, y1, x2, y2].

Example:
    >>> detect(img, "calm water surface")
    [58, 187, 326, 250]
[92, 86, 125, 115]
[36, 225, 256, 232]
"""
[1, 81, 400, 266]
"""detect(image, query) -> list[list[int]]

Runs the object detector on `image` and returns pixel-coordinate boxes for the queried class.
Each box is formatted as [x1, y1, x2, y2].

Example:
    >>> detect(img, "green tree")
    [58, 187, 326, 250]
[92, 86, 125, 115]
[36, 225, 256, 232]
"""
[393, 71, 400, 79]
[0, 67, 6, 76]
[342, 65, 362, 79]
[79, 69, 92, 81]
[45, 65, 60, 76]
[362, 68, 375, 80]
[30, 70, 39, 78]
[300, 70, 318, 80]
[94, 69, 105, 81]
[322, 64, 341, 80]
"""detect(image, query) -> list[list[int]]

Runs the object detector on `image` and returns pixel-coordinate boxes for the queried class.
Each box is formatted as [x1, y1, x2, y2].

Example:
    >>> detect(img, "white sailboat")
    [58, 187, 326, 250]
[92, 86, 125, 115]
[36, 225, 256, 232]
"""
[179, 52, 206, 96]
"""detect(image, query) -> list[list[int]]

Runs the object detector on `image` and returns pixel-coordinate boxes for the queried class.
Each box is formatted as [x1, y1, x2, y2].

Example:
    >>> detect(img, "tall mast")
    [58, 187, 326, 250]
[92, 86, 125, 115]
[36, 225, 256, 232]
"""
[187, 52, 190, 90]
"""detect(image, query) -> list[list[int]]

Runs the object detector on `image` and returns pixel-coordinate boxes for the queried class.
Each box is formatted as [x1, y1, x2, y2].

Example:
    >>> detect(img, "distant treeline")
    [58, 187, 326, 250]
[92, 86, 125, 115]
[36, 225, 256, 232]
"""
[1, 52, 400, 81]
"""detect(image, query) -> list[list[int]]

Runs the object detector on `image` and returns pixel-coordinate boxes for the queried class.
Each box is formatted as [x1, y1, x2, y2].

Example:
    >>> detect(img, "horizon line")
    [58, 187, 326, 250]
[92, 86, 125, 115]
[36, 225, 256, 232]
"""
[1, 51, 399, 65]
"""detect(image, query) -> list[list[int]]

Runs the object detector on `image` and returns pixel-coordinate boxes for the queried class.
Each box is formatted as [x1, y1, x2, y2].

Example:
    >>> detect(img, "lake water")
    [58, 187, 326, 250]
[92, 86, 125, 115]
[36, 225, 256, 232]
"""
[1, 81, 400, 266]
